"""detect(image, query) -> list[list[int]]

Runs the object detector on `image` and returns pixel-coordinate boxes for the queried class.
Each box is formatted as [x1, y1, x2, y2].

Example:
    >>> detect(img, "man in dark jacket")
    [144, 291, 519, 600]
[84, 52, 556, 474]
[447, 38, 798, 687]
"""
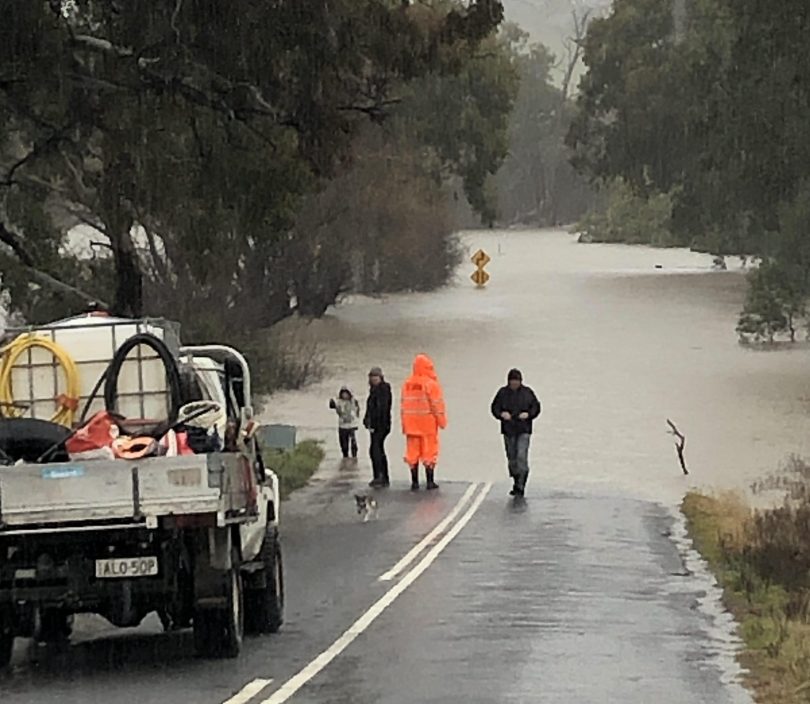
[364, 366, 392, 488]
[490, 368, 541, 497]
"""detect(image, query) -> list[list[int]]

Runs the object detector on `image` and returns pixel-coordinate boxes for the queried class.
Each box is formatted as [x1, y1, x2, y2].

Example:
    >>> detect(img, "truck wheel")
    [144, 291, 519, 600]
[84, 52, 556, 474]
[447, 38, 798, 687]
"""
[245, 529, 284, 635]
[0, 609, 14, 669]
[194, 562, 244, 659]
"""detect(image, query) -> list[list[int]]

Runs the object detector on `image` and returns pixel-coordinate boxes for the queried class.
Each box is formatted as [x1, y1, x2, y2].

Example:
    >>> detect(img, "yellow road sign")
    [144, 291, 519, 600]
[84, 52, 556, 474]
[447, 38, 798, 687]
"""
[471, 249, 491, 268]
[471, 269, 490, 286]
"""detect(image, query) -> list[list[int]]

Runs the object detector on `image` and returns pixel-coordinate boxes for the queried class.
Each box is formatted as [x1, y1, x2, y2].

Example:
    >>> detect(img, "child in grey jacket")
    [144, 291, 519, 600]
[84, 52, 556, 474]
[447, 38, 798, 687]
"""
[329, 386, 361, 459]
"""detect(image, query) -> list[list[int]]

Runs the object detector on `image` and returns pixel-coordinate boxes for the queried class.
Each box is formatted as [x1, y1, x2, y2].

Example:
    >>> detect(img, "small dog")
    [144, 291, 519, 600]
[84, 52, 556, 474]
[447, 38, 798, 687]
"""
[354, 494, 378, 523]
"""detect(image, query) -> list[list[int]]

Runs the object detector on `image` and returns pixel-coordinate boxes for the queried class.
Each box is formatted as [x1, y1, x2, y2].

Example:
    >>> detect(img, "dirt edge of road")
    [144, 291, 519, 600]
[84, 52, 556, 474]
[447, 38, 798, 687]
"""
[682, 491, 809, 704]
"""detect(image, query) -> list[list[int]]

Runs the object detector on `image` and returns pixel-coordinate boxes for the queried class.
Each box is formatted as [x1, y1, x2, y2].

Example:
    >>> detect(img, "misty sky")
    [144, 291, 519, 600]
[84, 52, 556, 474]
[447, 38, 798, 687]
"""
[502, 0, 612, 67]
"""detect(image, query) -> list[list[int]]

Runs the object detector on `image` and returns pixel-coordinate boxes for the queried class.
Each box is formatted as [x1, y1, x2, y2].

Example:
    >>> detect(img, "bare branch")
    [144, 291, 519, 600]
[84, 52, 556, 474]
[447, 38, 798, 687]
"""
[560, 6, 594, 103]
[337, 98, 403, 117]
[666, 419, 689, 475]
[1, 130, 68, 187]
[140, 225, 171, 284]
[0, 220, 34, 267]
[58, 146, 95, 203]
[57, 205, 108, 236]
[170, 0, 184, 44]
[71, 34, 134, 58]
[0, 221, 107, 306]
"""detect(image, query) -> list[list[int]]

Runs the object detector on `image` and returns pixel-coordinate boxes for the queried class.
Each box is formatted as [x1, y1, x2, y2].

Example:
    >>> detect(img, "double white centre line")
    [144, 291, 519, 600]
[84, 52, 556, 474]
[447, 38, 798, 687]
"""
[258, 481, 492, 704]
[223, 679, 274, 704]
[378, 482, 480, 582]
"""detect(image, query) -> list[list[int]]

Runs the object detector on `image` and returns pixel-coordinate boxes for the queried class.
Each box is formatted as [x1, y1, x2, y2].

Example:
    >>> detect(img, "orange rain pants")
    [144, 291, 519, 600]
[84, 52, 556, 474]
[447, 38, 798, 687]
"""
[404, 434, 440, 468]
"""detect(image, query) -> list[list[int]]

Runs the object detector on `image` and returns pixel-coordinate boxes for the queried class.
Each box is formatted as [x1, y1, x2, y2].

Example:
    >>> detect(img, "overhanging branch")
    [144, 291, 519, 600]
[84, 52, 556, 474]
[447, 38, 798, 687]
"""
[0, 221, 106, 307]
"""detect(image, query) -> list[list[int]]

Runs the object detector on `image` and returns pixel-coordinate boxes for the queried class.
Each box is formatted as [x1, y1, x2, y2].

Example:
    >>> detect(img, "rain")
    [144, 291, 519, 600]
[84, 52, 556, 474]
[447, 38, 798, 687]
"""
[1, 1, 808, 702]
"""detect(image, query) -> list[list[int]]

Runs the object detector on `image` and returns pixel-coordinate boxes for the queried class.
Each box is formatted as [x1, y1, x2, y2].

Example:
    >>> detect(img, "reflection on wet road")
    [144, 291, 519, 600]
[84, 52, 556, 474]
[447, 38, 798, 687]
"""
[289, 488, 751, 704]
[0, 475, 753, 704]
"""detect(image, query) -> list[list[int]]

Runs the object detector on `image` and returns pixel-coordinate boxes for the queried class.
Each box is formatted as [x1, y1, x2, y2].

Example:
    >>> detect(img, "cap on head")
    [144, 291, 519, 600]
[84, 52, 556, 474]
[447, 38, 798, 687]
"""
[508, 368, 523, 382]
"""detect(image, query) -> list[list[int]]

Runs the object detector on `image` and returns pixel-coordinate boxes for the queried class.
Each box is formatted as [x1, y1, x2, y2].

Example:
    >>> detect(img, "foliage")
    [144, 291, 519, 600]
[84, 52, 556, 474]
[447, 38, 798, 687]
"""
[683, 467, 810, 703]
[496, 27, 593, 226]
[0, 2, 507, 305]
[286, 125, 465, 308]
[243, 329, 325, 402]
[397, 26, 519, 226]
[575, 179, 676, 246]
[0, 0, 514, 391]
[736, 183, 810, 344]
[736, 264, 800, 343]
[264, 440, 325, 500]
[569, 0, 810, 245]
[569, 0, 810, 325]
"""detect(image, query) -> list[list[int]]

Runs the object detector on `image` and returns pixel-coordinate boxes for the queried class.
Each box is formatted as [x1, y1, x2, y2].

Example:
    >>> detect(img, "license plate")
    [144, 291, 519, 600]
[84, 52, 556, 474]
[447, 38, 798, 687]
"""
[95, 556, 158, 579]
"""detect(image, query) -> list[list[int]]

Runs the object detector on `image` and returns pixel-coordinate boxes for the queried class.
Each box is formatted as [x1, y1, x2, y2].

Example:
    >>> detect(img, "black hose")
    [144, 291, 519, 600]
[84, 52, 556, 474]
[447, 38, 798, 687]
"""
[78, 368, 108, 426]
[103, 333, 183, 431]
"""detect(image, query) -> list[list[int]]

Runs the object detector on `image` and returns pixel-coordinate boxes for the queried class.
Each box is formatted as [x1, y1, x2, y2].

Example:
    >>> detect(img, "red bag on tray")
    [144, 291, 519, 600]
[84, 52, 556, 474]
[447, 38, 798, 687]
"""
[66, 411, 120, 458]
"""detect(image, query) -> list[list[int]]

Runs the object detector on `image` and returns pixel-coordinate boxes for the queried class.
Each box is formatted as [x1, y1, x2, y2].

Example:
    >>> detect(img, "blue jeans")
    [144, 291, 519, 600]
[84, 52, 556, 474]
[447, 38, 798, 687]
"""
[504, 434, 531, 491]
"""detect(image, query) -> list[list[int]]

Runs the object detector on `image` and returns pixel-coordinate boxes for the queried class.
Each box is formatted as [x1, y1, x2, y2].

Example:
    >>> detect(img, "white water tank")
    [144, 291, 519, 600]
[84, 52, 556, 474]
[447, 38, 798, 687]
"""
[4, 314, 180, 424]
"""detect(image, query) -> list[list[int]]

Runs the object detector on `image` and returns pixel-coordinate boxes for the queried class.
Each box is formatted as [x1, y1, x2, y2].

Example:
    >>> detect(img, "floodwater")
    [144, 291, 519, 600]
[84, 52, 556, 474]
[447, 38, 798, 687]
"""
[267, 228, 810, 505]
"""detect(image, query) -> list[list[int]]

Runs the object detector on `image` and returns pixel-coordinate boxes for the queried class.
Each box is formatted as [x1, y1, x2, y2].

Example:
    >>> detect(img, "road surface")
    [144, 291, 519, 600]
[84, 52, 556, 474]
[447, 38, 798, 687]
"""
[1, 462, 751, 703]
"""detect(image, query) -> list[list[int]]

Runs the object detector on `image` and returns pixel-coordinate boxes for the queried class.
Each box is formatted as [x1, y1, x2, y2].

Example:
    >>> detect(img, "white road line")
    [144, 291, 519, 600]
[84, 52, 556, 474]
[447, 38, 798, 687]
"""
[260, 482, 492, 704]
[222, 678, 274, 704]
[378, 482, 481, 582]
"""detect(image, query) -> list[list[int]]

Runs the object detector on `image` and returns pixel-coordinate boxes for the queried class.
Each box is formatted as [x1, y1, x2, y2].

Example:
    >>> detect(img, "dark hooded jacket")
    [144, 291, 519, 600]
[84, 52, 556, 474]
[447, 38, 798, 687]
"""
[364, 376, 392, 435]
[491, 376, 541, 436]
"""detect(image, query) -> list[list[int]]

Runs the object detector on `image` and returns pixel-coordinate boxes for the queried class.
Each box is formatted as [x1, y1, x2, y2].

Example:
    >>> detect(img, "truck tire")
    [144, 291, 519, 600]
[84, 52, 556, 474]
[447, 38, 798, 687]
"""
[245, 528, 284, 635]
[0, 609, 14, 669]
[193, 560, 244, 659]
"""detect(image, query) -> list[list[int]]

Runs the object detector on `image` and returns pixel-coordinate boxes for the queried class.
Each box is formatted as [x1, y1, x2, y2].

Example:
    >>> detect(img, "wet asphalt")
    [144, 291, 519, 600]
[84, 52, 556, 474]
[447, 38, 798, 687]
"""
[0, 461, 752, 704]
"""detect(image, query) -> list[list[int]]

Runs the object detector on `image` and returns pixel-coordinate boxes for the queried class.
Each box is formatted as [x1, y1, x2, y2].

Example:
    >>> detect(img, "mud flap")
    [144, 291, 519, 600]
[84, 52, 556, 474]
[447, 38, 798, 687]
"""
[194, 528, 233, 606]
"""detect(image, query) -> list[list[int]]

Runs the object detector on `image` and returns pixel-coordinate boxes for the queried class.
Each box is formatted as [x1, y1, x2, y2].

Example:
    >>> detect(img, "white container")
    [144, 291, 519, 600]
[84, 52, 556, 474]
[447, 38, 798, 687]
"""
[4, 314, 180, 424]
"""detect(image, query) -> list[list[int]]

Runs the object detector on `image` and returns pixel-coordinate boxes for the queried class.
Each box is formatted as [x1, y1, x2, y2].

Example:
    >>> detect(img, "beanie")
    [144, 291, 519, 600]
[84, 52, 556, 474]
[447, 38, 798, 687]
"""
[369, 366, 383, 377]
[507, 368, 523, 382]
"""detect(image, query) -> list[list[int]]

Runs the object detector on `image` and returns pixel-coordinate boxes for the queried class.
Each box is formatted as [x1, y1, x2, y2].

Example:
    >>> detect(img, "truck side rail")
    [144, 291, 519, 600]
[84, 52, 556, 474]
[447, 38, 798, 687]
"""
[0, 453, 258, 532]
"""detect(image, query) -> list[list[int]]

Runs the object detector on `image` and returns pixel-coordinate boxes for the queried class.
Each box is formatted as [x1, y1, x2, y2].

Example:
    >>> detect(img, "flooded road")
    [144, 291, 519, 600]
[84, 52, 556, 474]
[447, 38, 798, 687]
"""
[5, 228, 802, 703]
[270, 228, 810, 502]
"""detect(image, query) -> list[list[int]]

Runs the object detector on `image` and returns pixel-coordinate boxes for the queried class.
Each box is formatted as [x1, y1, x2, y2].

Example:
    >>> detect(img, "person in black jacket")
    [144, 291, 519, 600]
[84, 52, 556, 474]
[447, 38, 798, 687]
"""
[364, 366, 392, 488]
[490, 368, 541, 497]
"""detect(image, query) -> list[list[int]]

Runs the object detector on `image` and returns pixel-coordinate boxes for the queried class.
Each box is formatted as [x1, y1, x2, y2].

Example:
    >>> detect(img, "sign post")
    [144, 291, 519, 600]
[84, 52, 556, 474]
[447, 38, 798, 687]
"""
[470, 249, 491, 288]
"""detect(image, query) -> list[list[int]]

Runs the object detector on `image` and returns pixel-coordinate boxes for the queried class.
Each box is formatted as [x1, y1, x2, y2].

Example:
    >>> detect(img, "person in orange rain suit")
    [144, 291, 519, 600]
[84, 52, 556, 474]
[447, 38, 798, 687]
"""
[400, 354, 447, 491]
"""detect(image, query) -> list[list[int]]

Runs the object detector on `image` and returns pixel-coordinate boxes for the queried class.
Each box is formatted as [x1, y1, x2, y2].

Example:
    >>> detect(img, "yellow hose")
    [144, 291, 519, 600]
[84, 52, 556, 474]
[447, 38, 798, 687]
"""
[0, 334, 81, 427]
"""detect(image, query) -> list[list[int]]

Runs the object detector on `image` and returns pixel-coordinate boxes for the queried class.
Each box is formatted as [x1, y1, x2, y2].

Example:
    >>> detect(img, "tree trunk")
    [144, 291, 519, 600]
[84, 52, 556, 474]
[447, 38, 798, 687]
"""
[101, 211, 142, 317]
[113, 239, 143, 317]
[99, 143, 143, 318]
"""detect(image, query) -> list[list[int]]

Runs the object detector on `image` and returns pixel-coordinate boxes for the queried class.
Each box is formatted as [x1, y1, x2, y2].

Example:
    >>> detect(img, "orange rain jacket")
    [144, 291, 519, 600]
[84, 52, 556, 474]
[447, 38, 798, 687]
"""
[400, 354, 447, 437]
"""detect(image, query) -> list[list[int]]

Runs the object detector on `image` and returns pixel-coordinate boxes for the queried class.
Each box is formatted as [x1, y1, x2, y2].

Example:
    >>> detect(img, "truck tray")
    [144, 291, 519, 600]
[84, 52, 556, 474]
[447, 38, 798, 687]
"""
[0, 453, 257, 531]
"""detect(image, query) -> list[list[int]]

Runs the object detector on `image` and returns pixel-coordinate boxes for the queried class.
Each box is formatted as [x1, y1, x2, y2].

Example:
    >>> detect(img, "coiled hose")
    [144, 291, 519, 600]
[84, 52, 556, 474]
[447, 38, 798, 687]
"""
[103, 333, 183, 431]
[0, 335, 81, 427]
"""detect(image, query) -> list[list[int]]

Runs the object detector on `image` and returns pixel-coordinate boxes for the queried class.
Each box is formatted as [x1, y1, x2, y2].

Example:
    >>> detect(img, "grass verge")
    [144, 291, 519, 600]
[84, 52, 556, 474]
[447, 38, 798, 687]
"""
[264, 439, 325, 500]
[682, 491, 810, 703]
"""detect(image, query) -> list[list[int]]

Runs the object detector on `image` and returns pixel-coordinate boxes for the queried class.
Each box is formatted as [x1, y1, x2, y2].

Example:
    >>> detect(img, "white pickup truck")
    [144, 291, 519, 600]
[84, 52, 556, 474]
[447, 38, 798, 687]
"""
[0, 317, 283, 665]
